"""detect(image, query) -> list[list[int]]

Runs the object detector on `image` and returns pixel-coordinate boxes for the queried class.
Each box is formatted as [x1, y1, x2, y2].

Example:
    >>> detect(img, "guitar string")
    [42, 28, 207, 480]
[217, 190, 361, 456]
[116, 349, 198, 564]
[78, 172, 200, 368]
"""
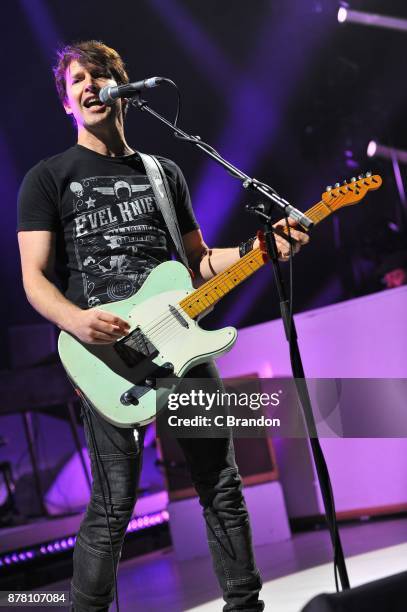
[141, 190, 352, 344]
[132, 194, 346, 346]
[148, 256, 262, 341]
[145, 196, 338, 336]
[170, 178, 371, 321]
[175, 187, 358, 312]
[136, 250, 263, 341]
[129, 255, 262, 349]
[124, 187, 362, 347]
[149, 206, 332, 348]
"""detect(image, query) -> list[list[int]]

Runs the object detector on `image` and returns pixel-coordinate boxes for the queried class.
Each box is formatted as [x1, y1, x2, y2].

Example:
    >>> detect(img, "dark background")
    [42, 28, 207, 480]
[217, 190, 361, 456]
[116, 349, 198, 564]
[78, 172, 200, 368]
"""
[2, 0, 407, 369]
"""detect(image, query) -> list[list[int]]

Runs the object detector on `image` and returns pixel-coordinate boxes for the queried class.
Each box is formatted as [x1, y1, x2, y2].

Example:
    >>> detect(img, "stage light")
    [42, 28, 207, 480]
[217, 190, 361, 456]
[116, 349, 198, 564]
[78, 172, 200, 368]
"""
[0, 510, 169, 567]
[367, 141, 407, 164]
[367, 141, 377, 158]
[337, 7, 347, 23]
[337, 7, 407, 32]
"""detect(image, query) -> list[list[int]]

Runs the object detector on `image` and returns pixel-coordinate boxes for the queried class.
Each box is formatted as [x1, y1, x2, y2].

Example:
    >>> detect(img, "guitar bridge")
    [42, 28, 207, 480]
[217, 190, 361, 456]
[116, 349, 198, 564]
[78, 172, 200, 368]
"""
[114, 327, 158, 367]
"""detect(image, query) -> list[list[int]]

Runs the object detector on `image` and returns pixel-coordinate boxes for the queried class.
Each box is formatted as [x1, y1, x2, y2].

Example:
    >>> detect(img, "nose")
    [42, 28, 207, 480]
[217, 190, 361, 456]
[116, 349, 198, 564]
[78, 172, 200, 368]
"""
[84, 81, 98, 92]
[84, 75, 99, 92]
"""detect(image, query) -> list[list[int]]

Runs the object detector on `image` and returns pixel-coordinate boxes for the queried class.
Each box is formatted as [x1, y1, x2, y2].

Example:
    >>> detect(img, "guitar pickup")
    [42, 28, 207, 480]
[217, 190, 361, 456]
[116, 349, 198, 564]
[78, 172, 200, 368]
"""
[114, 327, 158, 367]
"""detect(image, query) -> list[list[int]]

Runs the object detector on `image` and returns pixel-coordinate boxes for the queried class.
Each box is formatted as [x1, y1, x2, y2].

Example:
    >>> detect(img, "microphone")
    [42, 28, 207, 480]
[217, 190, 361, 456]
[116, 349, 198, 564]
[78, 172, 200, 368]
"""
[99, 77, 164, 105]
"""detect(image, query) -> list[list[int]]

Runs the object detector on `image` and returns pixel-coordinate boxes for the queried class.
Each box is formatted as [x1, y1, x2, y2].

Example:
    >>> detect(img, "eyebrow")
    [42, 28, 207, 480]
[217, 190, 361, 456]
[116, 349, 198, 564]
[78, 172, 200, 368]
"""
[68, 68, 84, 81]
[67, 64, 113, 85]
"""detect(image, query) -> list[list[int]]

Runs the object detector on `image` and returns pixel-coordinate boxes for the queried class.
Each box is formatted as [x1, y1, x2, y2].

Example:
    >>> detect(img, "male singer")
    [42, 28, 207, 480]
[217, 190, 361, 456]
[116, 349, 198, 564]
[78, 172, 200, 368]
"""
[17, 40, 309, 611]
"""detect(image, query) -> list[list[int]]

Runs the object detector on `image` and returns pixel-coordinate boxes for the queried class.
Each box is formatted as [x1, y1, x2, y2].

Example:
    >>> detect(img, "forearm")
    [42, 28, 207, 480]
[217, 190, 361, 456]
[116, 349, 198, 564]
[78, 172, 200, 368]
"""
[199, 247, 240, 281]
[23, 272, 82, 333]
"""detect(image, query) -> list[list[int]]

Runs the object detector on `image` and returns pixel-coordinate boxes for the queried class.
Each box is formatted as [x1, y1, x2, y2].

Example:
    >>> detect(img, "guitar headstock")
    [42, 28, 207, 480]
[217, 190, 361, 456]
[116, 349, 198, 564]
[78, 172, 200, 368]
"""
[321, 173, 382, 210]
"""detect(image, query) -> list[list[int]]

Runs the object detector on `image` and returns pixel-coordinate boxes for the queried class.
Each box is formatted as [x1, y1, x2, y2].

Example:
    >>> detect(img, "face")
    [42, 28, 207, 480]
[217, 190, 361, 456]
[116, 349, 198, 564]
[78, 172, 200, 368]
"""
[63, 59, 123, 130]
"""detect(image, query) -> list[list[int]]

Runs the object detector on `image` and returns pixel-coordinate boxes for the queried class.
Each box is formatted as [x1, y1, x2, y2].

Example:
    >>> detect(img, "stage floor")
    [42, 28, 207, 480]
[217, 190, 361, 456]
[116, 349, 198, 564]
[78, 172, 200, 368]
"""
[46, 515, 407, 611]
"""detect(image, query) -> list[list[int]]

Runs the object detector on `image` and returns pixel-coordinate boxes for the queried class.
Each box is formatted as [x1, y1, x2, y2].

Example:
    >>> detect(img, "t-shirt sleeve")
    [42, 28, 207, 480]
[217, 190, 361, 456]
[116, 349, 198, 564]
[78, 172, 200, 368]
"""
[17, 161, 60, 232]
[160, 158, 200, 236]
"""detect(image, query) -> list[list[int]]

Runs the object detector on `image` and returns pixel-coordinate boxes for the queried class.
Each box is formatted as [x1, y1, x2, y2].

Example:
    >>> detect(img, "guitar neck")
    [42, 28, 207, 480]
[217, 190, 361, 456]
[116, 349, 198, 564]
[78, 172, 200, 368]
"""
[178, 200, 330, 320]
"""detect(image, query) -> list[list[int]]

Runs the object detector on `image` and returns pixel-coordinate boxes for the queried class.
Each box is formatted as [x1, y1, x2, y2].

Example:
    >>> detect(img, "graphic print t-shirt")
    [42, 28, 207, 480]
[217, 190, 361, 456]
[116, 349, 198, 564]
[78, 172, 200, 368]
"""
[17, 145, 199, 309]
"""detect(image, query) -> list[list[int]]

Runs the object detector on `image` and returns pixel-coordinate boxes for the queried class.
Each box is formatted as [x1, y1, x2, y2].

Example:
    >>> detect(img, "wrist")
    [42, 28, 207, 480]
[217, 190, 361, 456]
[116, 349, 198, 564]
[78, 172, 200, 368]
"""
[58, 305, 83, 334]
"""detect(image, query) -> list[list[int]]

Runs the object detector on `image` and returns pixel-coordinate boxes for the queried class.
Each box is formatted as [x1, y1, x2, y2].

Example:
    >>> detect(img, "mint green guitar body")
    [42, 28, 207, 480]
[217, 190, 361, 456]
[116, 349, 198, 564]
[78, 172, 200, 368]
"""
[58, 261, 237, 428]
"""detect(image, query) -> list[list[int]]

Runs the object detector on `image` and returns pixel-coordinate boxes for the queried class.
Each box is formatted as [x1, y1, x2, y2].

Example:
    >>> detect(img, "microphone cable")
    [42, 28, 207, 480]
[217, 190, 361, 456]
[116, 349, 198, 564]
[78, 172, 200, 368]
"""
[79, 393, 121, 612]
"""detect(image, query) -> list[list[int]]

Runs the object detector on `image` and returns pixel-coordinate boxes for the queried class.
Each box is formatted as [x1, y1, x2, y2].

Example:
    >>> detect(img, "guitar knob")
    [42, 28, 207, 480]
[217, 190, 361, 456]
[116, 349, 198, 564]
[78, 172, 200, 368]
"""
[334, 182, 340, 188]
[358, 174, 363, 180]
[365, 171, 372, 177]
[351, 177, 357, 182]
[326, 185, 332, 191]
[342, 180, 348, 185]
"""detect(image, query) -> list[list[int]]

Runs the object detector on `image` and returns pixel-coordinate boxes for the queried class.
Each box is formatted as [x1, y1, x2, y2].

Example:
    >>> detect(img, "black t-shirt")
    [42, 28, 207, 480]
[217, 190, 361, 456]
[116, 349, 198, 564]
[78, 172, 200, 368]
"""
[17, 144, 199, 309]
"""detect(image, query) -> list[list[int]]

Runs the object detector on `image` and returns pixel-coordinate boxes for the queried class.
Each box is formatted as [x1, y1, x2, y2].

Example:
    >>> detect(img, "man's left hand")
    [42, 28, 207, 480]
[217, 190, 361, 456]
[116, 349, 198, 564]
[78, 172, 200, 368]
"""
[253, 218, 310, 262]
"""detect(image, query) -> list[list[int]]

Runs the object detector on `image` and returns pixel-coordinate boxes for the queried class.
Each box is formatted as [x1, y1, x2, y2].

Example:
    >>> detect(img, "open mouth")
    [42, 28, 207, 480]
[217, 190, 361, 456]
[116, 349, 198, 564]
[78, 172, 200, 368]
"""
[83, 96, 105, 109]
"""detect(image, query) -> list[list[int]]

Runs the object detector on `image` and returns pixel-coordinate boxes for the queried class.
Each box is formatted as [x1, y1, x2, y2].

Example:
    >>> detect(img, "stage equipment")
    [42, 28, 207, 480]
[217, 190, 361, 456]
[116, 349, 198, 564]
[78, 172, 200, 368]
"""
[367, 141, 407, 165]
[367, 142, 407, 228]
[337, 7, 407, 32]
[158, 435, 278, 501]
[0, 363, 91, 516]
[0, 461, 17, 525]
[0, 510, 169, 569]
[301, 571, 407, 611]
[132, 89, 313, 229]
[99, 77, 166, 105]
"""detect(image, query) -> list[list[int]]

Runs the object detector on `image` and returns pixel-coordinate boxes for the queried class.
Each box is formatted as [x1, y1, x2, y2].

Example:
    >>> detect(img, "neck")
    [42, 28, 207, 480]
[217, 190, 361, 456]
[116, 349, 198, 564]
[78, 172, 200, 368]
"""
[179, 199, 331, 320]
[77, 124, 134, 157]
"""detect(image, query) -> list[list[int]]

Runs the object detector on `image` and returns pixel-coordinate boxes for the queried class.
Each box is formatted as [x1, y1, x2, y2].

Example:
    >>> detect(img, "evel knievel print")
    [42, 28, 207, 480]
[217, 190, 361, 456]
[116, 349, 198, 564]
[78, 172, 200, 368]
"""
[69, 175, 167, 307]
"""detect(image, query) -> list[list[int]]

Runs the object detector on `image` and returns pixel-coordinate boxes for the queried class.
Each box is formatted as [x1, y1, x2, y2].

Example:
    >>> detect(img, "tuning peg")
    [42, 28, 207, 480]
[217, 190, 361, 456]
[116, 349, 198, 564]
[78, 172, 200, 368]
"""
[342, 180, 348, 185]
[351, 177, 357, 182]
[358, 174, 363, 180]
[365, 171, 372, 177]
[334, 182, 340, 188]
[326, 185, 332, 191]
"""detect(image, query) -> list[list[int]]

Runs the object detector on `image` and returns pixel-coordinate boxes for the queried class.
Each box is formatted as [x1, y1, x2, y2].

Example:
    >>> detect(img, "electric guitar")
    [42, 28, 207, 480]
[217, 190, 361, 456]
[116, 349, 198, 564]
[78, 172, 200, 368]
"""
[58, 173, 382, 427]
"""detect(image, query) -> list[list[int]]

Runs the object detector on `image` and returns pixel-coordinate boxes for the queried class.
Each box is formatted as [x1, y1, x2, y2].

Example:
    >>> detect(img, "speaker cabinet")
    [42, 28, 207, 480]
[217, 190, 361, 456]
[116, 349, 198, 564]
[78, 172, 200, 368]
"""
[157, 435, 278, 501]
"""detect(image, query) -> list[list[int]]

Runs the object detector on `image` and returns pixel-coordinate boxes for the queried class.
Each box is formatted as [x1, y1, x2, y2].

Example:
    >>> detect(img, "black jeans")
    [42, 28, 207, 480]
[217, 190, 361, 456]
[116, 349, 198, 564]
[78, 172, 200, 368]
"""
[71, 362, 264, 611]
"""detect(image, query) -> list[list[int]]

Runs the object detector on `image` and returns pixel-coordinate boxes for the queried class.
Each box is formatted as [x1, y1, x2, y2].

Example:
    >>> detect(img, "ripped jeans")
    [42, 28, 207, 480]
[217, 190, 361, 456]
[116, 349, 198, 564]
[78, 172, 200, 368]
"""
[71, 362, 264, 611]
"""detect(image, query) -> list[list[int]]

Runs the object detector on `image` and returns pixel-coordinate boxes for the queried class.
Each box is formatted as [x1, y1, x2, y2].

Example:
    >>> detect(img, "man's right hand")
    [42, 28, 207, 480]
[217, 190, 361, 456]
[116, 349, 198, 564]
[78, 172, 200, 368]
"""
[68, 309, 131, 344]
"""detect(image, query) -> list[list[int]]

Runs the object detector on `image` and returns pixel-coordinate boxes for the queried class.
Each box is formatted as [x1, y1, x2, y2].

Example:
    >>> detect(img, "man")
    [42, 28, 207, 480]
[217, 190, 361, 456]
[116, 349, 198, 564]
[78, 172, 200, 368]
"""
[17, 41, 308, 611]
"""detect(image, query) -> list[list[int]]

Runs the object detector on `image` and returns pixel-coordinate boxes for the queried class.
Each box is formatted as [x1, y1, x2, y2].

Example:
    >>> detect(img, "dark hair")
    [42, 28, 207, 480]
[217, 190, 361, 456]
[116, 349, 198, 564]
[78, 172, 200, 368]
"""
[53, 40, 129, 104]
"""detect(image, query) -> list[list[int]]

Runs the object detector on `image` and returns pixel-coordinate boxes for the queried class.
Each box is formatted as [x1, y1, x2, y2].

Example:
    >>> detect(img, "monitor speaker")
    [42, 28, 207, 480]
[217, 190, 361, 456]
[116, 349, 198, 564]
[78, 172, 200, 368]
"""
[157, 435, 278, 501]
[301, 571, 407, 612]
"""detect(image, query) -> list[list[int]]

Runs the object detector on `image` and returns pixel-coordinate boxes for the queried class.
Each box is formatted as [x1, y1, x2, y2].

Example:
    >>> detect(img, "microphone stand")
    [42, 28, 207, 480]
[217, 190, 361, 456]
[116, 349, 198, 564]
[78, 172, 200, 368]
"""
[132, 96, 350, 591]
[131, 97, 313, 230]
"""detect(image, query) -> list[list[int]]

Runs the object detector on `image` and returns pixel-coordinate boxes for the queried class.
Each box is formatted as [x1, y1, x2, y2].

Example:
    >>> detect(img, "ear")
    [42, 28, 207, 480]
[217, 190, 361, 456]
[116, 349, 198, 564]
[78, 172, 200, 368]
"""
[63, 100, 73, 115]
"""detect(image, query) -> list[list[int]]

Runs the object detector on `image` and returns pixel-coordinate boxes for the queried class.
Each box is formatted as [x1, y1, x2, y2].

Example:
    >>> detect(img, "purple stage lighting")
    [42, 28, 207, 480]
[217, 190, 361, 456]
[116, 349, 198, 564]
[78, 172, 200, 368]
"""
[337, 7, 348, 23]
[150, 0, 236, 89]
[337, 7, 407, 32]
[19, 0, 61, 62]
[193, 5, 337, 247]
[0, 511, 169, 568]
[367, 141, 407, 164]
[367, 141, 377, 158]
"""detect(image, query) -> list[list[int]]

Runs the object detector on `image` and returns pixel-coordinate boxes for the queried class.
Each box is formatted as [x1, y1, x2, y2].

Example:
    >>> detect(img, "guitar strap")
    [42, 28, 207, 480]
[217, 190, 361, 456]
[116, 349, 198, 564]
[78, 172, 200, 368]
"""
[138, 152, 189, 269]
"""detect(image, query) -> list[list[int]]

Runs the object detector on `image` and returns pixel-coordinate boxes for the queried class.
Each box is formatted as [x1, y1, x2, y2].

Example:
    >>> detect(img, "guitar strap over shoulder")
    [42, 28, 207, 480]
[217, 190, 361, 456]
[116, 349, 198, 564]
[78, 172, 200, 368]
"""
[138, 152, 189, 269]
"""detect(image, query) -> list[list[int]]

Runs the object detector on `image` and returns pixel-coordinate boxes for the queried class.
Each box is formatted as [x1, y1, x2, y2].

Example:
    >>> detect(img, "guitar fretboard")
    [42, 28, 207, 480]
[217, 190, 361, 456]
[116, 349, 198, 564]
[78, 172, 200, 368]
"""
[178, 199, 334, 319]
